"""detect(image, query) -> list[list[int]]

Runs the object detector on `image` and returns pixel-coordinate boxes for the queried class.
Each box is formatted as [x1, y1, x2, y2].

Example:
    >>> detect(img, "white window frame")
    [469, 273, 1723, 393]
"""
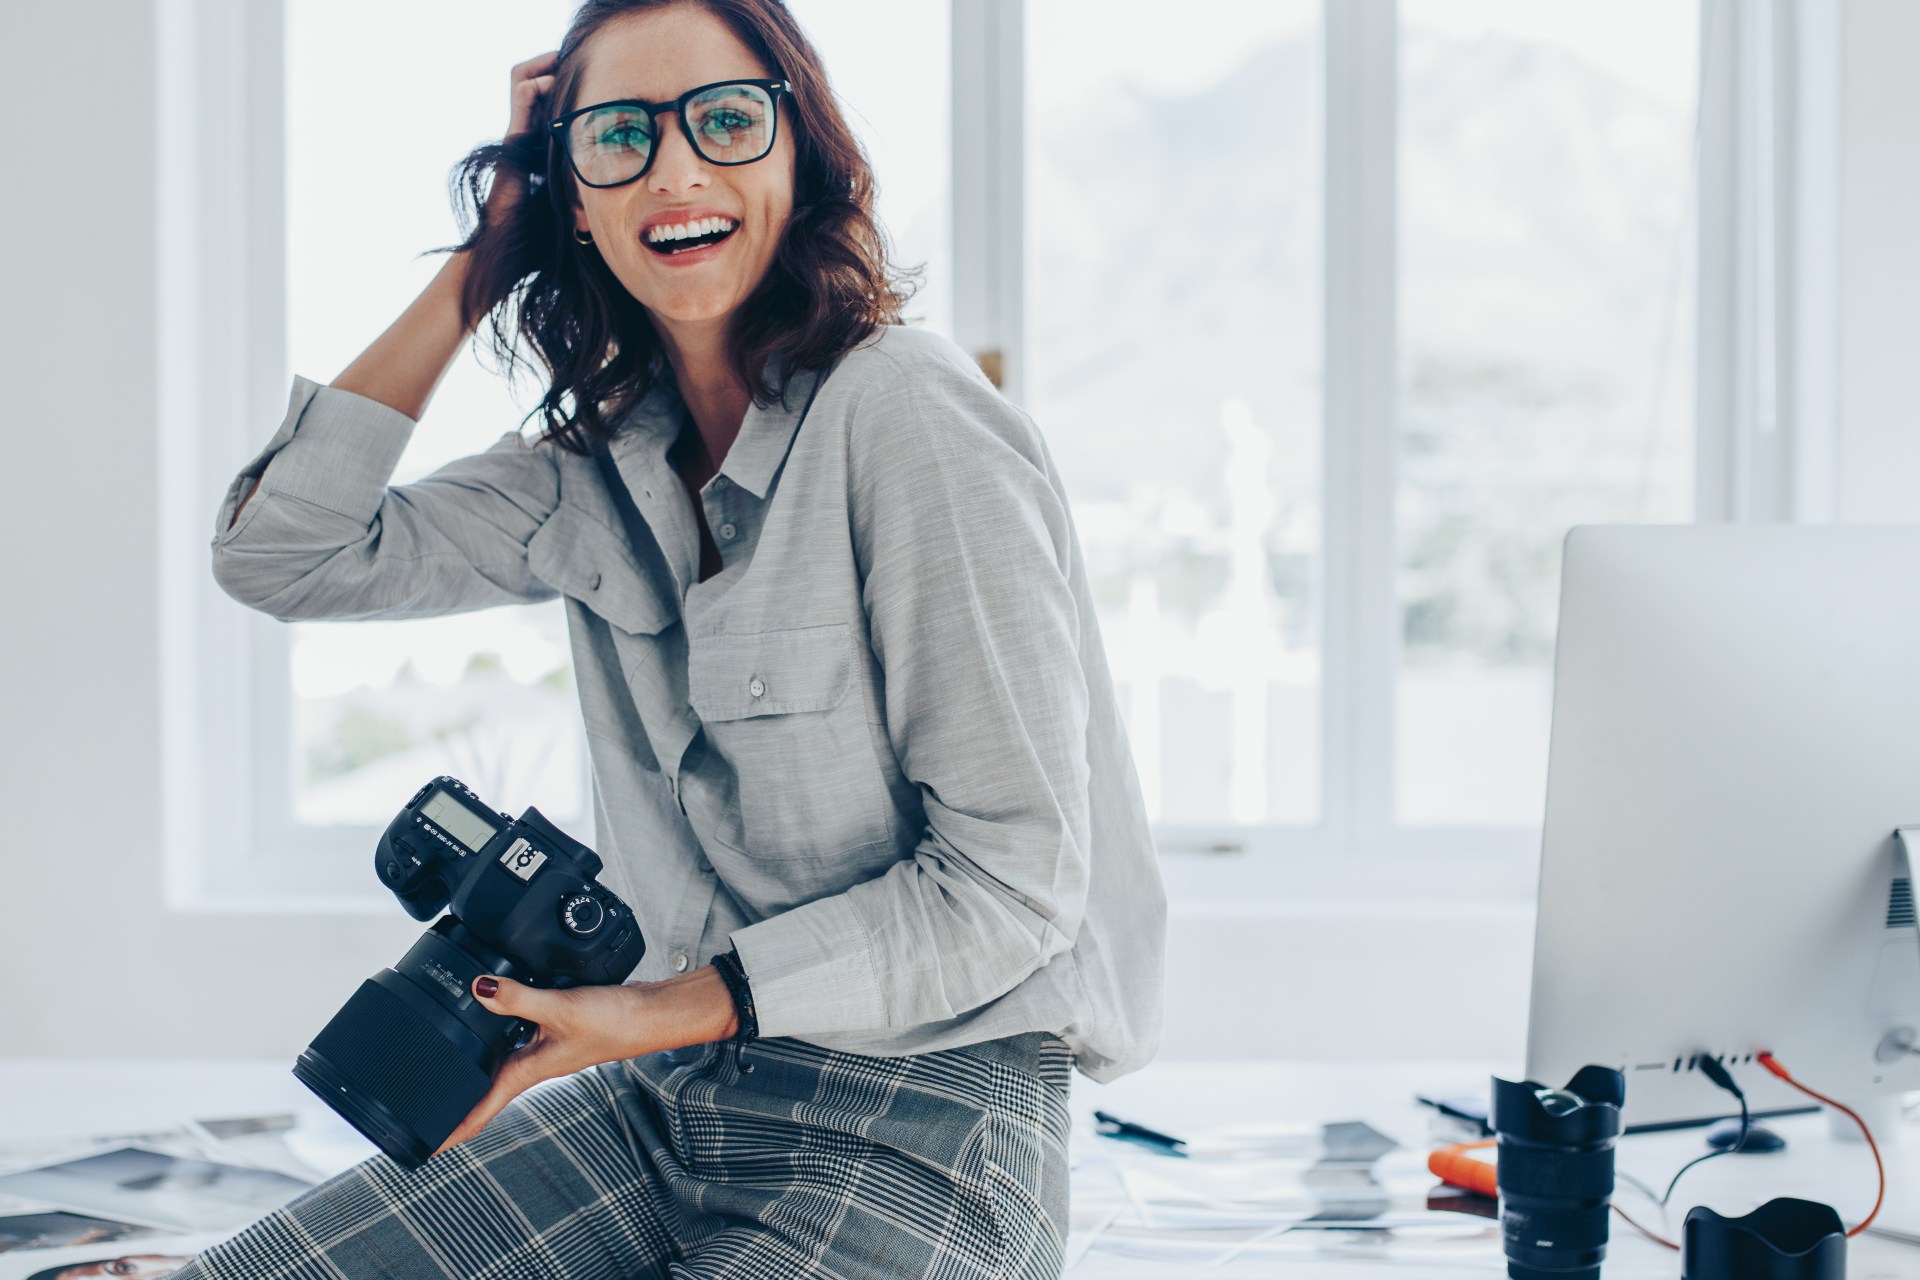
[160, 0, 1830, 912]
[159, 0, 385, 911]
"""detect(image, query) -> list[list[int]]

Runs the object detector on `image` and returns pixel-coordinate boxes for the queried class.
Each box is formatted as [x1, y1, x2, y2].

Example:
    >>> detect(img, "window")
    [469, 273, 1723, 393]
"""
[1026, 1, 1324, 833]
[1395, 2, 1698, 826]
[1026, 0, 1699, 857]
[271, 1, 591, 854]
[165, 0, 1730, 906]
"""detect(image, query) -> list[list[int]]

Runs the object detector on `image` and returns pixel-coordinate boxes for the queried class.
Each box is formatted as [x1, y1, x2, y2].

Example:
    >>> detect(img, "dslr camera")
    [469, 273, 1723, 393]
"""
[293, 777, 644, 1170]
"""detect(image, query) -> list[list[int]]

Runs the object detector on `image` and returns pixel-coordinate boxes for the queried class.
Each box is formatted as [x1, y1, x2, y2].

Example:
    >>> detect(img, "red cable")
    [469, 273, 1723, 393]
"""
[1606, 1051, 1888, 1252]
[1612, 1202, 1680, 1251]
[1755, 1052, 1886, 1237]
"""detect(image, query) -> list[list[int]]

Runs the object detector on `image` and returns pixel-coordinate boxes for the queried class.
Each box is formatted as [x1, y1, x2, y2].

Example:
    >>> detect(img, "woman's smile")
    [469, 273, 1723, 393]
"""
[640, 211, 742, 265]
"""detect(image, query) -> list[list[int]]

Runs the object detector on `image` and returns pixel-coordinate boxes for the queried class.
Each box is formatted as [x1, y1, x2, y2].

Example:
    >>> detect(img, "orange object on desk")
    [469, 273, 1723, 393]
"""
[1429, 1138, 1498, 1198]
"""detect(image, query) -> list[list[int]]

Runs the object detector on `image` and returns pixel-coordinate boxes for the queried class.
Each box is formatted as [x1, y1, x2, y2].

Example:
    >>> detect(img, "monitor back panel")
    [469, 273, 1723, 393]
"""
[1527, 524, 1920, 1127]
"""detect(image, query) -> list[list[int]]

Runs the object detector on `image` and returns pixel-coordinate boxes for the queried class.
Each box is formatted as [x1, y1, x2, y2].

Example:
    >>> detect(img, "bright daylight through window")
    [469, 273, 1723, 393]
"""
[1029, 0, 1697, 840]
[1395, 2, 1697, 826]
[276, 0, 1697, 866]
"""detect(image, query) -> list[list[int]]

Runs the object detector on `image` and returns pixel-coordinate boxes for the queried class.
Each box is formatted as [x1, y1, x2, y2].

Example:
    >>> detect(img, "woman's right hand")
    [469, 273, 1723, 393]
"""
[485, 51, 560, 221]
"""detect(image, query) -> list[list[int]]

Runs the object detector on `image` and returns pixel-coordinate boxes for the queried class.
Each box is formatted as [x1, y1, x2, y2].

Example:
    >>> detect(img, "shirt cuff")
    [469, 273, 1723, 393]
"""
[728, 894, 885, 1038]
[213, 374, 419, 540]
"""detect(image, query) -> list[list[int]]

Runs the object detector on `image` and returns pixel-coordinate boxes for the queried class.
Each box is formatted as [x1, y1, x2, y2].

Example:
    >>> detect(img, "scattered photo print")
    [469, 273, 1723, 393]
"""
[0, 1148, 311, 1233]
[0, 1213, 149, 1255]
[20, 1253, 199, 1280]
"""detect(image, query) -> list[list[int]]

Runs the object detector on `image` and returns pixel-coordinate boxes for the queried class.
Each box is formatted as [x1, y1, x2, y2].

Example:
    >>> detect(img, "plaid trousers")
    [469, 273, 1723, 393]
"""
[169, 1032, 1071, 1280]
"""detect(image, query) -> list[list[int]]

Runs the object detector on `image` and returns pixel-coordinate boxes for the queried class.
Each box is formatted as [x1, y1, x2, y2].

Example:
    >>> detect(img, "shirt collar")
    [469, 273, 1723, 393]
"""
[609, 351, 824, 501]
[721, 352, 828, 500]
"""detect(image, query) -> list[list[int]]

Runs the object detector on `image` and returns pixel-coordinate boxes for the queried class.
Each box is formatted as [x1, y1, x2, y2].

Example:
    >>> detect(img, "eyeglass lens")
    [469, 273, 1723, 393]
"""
[567, 83, 775, 185]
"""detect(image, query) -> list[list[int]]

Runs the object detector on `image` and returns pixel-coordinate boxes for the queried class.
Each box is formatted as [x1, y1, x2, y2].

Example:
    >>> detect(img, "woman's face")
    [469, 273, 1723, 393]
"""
[567, 5, 796, 333]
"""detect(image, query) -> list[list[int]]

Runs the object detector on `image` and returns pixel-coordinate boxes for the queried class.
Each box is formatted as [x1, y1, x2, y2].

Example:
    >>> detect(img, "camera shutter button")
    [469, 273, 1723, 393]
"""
[560, 892, 605, 937]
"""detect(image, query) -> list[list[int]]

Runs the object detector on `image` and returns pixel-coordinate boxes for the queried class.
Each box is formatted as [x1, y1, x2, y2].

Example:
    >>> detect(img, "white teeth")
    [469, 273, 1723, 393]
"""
[646, 216, 736, 244]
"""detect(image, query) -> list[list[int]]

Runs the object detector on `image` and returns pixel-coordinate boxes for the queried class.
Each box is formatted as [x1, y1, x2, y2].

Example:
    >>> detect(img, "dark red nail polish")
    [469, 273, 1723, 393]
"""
[476, 976, 499, 998]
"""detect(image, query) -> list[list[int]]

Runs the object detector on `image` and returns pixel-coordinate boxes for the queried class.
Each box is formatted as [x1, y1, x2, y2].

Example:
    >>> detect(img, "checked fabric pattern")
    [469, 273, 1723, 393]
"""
[169, 1031, 1072, 1280]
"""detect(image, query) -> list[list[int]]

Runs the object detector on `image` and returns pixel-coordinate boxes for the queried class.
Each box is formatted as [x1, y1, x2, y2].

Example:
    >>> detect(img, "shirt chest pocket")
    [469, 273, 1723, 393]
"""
[688, 623, 898, 861]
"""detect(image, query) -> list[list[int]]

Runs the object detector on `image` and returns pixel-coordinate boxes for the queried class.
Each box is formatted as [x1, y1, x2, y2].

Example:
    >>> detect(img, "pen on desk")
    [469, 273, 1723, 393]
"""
[1093, 1109, 1189, 1156]
[1415, 1094, 1493, 1136]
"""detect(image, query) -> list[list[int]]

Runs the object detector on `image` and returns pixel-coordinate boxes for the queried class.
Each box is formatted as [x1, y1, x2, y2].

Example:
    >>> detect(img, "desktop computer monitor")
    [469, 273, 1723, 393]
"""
[1525, 525, 1920, 1130]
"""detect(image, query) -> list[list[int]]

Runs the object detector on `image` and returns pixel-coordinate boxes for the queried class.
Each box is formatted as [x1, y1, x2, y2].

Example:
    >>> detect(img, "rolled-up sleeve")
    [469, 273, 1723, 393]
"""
[729, 356, 1092, 1036]
[211, 374, 562, 621]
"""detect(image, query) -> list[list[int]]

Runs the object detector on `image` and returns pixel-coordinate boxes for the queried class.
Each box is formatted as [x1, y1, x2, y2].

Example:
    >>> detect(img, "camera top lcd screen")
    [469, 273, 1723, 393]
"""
[421, 789, 496, 854]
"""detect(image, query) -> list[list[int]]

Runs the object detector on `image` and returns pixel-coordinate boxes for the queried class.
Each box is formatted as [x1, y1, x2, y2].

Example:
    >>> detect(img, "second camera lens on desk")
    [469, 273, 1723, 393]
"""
[1491, 1064, 1625, 1280]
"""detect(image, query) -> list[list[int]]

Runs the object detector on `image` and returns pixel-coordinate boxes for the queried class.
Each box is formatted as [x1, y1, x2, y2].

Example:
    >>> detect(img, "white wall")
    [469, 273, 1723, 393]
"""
[0, 0, 1913, 1066]
[0, 0, 424, 1062]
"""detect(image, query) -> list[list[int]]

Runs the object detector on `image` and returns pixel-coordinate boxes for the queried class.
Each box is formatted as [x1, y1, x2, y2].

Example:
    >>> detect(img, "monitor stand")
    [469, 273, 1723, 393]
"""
[1704, 1118, 1787, 1153]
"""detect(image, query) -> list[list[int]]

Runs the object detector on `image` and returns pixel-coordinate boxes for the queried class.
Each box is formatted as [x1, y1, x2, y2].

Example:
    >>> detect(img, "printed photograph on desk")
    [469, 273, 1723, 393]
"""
[0, 1149, 313, 1235]
[0, 1231, 232, 1280]
[187, 1116, 297, 1144]
[0, 1213, 153, 1255]
[1071, 1114, 1504, 1268]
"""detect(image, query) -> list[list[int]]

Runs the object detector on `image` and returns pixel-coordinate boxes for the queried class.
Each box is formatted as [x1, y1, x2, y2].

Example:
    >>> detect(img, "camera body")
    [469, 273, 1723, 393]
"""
[376, 776, 639, 979]
[293, 777, 644, 1170]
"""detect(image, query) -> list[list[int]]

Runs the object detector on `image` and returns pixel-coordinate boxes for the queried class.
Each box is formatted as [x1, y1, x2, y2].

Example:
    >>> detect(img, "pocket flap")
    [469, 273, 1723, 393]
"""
[688, 624, 852, 720]
[528, 506, 677, 636]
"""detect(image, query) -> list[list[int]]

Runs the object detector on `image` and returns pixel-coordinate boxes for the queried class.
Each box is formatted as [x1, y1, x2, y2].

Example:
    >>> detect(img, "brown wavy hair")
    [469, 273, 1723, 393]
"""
[426, 0, 922, 454]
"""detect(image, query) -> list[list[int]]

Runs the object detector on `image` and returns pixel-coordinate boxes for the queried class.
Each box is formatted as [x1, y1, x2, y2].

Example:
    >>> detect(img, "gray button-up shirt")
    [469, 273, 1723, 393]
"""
[211, 322, 1166, 1081]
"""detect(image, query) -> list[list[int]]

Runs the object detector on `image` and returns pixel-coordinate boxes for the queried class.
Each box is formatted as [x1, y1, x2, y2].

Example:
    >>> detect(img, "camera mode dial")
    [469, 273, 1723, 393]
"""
[560, 891, 605, 937]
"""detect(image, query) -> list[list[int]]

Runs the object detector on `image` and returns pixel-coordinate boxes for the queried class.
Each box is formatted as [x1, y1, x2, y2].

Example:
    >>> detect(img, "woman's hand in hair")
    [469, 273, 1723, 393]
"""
[484, 50, 559, 223]
[505, 50, 559, 139]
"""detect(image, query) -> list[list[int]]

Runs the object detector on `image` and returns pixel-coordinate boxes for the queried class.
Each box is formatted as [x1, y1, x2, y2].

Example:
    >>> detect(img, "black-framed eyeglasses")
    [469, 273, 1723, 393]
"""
[548, 78, 793, 189]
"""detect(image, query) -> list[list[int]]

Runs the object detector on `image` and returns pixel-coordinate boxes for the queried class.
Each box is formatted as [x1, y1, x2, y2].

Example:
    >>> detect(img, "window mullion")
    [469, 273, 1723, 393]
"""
[951, 0, 1025, 403]
[1698, 0, 1839, 524]
[1322, 0, 1399, 856]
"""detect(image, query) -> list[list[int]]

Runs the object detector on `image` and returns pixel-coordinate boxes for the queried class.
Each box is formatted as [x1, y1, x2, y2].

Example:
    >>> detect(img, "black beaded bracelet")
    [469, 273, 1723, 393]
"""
[709, 948, 759, 1045]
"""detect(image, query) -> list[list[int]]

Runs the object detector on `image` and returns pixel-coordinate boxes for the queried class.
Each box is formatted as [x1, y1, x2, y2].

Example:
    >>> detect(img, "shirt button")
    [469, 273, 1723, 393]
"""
[588, 571, 602, 591]
[748, 676, 766, 698]
[711, 475, 729, 490]
[718, 521, 737, 541]
[672, 951, 690, 973]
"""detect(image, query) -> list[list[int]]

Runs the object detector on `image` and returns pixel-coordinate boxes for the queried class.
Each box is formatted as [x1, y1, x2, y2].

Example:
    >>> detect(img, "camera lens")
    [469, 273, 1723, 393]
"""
[293, 923, 521, 1169]
[1492, 1066, 1624, 1280]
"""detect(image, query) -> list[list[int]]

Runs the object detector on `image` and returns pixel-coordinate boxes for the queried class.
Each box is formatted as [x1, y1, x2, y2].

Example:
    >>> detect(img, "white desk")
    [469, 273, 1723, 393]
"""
[1074, 1061, 1919, 1278]
[1, 1060, 1914, 1278]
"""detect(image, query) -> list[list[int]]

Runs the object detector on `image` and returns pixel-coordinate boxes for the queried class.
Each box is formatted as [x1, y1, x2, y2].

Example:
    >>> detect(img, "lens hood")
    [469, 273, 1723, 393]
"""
[1682, 1197, 1846, 1280]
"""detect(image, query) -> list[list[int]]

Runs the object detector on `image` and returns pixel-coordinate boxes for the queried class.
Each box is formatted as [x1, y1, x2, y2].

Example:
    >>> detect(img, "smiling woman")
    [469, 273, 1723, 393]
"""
[443, 0, 919, 458]
[187, 0, 1165, 1277]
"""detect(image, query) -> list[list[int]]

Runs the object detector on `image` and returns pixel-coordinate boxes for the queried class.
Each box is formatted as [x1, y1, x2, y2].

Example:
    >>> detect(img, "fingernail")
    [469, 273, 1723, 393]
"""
[476, 976, 499, 998]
